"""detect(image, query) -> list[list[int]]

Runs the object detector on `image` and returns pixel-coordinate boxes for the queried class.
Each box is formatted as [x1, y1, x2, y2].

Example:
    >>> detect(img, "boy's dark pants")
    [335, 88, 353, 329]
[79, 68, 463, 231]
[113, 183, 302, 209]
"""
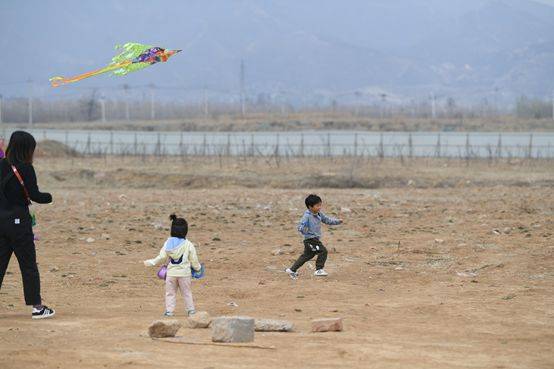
[290, 238, 328, 272]
[0, 214, 41, 306]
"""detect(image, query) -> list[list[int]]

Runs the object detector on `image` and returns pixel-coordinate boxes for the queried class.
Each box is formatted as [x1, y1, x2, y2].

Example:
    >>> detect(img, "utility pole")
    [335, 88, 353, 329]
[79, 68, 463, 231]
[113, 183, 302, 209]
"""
[430, 93, 437, 119]
[149, 84, 155, 120]
[203, 87, 209, 118]
[100, 96, 106, 122]
[27, 79, 33, 126]
[380, 93, 387, 118]
[123, 84, 130, 121]
[548, 91, 554, 122]
[240, 60, 246, 117]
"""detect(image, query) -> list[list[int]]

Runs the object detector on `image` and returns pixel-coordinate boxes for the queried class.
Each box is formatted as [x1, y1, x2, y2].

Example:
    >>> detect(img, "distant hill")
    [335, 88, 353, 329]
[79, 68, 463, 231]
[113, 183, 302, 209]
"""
[0, 0, 552, 105]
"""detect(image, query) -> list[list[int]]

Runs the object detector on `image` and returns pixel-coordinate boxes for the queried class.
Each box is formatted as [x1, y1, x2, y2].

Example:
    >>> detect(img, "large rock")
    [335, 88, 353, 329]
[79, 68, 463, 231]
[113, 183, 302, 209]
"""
[187, 311, 212, 328]
[311, 318, 343, 332]
[148, 320, 182, 338]
[211, 316, 255, 343]
[255, 319, 294, 332]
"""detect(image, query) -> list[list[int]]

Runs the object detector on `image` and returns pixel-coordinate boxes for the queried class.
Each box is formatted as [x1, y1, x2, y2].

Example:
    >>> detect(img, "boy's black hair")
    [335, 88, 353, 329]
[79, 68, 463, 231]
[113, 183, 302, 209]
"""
[305, 194, 322, 209]
[6, 131, 36, 165]
[169, 214, 188, 238]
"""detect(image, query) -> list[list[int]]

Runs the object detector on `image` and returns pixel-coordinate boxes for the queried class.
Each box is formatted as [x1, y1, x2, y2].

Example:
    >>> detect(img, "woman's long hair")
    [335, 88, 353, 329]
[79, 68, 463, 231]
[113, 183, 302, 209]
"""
[5, 131, 36, 164]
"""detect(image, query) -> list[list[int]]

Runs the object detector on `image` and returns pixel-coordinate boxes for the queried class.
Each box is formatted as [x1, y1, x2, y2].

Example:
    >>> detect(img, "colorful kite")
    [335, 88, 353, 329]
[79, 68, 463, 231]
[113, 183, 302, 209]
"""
[49, 43, 181, 87]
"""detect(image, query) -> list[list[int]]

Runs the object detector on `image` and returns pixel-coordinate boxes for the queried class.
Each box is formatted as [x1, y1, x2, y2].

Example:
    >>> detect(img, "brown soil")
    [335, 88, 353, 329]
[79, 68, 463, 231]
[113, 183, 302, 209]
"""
[0, 157, 552, 369]
[5, 114, 554, 132]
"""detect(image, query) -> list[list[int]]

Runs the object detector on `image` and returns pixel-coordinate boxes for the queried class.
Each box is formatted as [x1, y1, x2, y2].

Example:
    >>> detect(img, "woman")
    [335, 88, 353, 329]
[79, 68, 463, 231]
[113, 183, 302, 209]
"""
[0, 131, 55, 319]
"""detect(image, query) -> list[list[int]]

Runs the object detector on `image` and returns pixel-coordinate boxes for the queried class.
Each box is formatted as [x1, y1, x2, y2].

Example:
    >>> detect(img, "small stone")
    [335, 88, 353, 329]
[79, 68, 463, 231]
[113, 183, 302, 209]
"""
[211, 316, 255, 343]
[271, 248, 284, 256]
[340, 207, 352, 213]
[255, 319, 294, 332]
[148, 320, 182, 338]
[502, 227, 512, 234]
[86, 237, 95, 243]
[294, 308, 302, 312]
[434, 239, 444, 244]
[101, 233, 111, 240]
[311, 318, 343, 332]
[187, 311, 211, 329]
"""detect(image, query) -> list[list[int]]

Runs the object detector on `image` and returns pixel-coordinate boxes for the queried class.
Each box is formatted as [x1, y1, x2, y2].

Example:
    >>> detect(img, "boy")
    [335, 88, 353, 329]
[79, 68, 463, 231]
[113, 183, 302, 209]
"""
[286, 194, 342, 279]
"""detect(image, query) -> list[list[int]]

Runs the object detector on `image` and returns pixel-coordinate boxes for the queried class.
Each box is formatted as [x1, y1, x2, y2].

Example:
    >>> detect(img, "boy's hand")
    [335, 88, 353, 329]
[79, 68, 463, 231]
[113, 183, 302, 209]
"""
[338, 219, 344, 224]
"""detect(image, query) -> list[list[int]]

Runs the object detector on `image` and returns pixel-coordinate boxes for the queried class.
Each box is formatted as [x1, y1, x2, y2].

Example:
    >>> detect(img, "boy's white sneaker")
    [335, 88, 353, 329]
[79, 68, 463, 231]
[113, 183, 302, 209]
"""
[163, 311, 174, 317]
[314, 269, 328, 276]
[285, 268, 298, 279]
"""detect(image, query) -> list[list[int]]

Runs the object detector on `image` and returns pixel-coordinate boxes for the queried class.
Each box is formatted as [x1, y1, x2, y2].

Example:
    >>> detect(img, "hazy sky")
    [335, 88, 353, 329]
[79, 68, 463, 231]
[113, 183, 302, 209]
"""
[0, 0, 553, 101]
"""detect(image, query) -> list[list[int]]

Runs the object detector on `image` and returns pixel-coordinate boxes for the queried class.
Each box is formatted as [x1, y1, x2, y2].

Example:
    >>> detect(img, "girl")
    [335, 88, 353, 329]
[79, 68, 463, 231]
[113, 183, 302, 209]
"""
[0, 131, 55, 319]
[144, 214, 201, 317]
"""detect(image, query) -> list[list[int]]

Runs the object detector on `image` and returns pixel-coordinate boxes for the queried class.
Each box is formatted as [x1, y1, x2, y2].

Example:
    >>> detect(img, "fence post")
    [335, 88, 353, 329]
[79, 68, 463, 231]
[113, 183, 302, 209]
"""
[408, 133, 413, 159]
[134, 133, 138, 156]
[327, 132, 331, 157]
[226, 134, 231, 156]
[275, 133, 280, 157]
[250, 133, 255, 157]
[354, 133, 358, 157]
[497, 133, 502, 159]
[378, 133, 384, 159]
[465, 133, 470, 163]
[299, 133, 304, 157]
[435, 133, 441, 157]
[86, 133, 91, 155]
[179, 131, 184, 158]
[109, 131, 114, 155]
[528, 133, 533, 159]
[154, 132, 161, 157]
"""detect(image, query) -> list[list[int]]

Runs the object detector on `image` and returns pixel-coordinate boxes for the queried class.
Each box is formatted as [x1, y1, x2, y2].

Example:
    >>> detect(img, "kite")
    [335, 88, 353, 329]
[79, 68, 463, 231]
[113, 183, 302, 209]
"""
[49, 42, 181, 87]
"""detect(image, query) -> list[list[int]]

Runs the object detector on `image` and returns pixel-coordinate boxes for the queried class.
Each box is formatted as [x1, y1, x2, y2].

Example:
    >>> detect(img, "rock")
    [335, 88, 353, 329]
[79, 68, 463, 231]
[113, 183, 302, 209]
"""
[271, 248, 284, 256]
[86, 237, 95, 243]
[148, 320, 182, 338]
[434, 238, 444, 244]
[255, 319, 294, 332]
[311, 318, 343, 332]
[101, 233, 111, 240]
[340, 207, 352, 213]
[211, 316, 255, 343]
[187, 311, 211, 329]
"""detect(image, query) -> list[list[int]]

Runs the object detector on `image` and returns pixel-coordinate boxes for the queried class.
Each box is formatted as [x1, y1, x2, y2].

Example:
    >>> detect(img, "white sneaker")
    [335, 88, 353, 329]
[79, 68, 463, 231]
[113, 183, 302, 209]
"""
[163, 311, 174, 317]
[314, 269, 328, 276]
[32, 306, 55, 319]
[285, 268, 298, 279]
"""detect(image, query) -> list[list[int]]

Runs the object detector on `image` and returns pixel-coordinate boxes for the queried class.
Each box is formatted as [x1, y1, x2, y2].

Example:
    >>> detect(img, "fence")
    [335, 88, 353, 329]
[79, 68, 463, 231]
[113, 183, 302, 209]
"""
[3, 128, 554, 159]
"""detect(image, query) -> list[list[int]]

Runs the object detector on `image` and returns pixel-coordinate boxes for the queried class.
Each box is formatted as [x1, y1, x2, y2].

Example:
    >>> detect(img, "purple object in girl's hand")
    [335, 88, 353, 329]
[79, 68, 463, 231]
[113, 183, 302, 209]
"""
[157, 265, 167, 280]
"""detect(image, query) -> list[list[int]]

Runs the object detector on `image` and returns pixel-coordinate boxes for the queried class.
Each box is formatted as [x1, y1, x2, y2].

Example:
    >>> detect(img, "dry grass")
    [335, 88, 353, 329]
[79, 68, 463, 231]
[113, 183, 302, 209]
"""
[5, 114, 554, 132]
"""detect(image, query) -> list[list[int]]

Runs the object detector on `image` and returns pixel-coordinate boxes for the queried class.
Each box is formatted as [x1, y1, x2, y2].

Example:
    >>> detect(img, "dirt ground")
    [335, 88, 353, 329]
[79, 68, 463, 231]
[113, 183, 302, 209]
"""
[0, 157, 553, 369]
[4, 114, 554, 132]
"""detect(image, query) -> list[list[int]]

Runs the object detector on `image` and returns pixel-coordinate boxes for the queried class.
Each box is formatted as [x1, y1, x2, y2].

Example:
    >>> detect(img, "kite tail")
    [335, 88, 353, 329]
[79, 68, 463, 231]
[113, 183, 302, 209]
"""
[49, 61, 132, 87]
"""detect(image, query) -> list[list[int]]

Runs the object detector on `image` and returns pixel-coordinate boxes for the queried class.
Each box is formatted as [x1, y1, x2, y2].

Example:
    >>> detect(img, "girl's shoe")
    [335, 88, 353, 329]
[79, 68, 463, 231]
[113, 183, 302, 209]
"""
[163, 311, 174, 317]
[32, 306, 55, 319]
[314, 269, 328, 276]
[187, 310, 196, 316]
